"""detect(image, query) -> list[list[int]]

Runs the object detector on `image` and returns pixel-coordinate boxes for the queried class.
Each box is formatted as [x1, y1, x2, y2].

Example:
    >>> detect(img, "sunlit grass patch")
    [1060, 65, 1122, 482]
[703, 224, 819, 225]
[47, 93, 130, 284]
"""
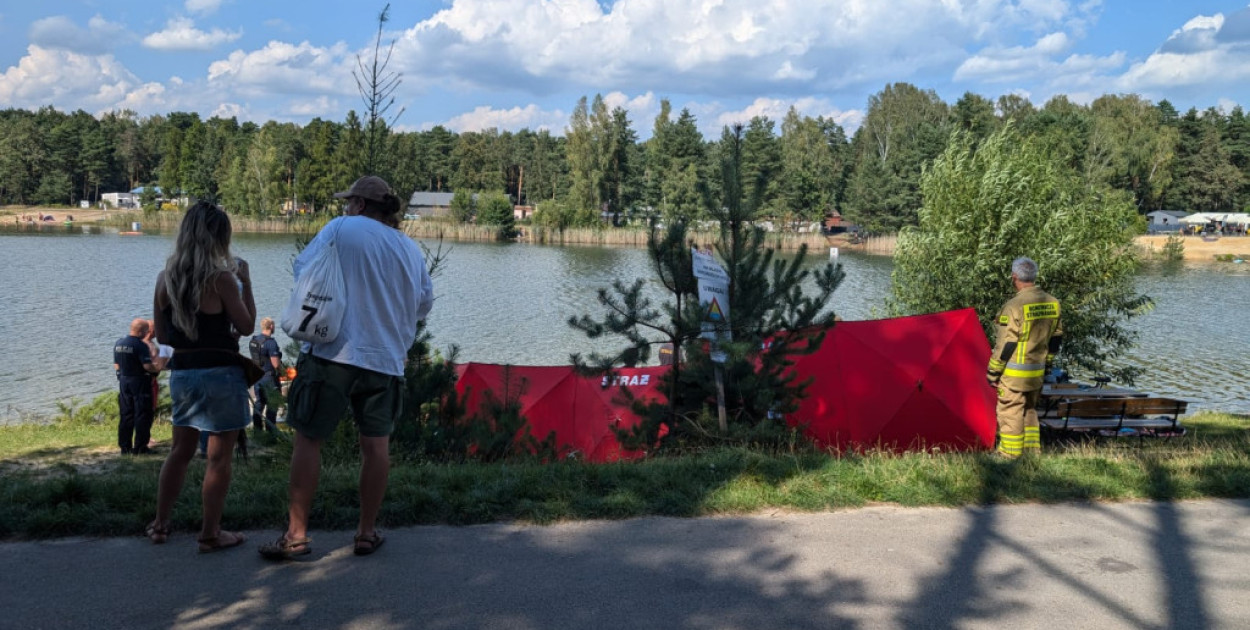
[0, 410, 1244, 539]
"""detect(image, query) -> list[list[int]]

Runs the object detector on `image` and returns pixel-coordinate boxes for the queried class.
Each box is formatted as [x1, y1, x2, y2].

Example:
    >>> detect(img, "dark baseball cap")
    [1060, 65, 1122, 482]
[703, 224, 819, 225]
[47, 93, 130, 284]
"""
[333, 175, 392, 202]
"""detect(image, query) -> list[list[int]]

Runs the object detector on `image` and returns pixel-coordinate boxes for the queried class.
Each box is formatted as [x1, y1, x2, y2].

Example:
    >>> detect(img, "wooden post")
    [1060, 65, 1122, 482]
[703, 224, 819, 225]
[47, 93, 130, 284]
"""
[715, 364, 727, 434]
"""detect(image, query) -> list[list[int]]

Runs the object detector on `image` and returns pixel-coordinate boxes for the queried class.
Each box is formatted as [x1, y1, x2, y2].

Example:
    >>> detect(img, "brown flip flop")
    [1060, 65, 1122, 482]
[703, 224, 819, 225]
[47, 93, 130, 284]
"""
[197, 530, 246, 554]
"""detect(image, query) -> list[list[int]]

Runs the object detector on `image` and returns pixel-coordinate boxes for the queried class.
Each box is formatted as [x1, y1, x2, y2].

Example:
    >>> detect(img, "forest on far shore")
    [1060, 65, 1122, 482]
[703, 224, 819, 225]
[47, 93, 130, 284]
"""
[1, 83, 1246, 232]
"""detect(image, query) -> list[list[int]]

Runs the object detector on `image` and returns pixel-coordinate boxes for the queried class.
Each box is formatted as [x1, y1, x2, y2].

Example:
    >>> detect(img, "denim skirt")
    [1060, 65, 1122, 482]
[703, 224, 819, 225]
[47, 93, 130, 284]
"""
[169, 366, 250, 433]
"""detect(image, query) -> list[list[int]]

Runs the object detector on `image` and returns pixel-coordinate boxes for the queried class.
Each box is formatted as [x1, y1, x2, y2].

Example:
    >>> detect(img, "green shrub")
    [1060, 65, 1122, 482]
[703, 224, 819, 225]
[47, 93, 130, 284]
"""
[1162, 234, 1185, 261]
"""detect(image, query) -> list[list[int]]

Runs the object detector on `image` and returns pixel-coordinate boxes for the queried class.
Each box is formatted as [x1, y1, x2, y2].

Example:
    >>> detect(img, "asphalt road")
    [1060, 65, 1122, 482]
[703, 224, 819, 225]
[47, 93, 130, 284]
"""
[3, 500, 1248, 629]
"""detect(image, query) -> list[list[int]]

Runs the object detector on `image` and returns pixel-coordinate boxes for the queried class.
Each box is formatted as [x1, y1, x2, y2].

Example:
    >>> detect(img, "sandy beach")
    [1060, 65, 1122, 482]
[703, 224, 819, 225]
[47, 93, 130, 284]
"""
[2, 206, 113, 224]
[1136, 233, 1250, 262]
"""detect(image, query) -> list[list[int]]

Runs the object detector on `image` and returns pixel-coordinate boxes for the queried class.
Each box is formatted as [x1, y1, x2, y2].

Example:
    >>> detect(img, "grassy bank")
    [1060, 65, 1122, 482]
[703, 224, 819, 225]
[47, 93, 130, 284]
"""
[2, 406, 1246, 539]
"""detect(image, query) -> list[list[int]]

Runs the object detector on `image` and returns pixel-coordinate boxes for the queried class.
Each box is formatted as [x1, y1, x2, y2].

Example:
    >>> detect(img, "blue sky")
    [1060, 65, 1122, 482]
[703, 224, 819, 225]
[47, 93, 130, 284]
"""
[2, 1, 1249, 136]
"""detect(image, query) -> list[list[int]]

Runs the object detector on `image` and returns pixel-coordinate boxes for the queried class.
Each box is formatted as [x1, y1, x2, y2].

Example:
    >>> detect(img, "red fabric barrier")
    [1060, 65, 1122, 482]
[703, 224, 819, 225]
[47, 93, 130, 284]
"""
[788, 308, 996, 451]
[453, 363, 668, 462]
[453, 308, 994, 460]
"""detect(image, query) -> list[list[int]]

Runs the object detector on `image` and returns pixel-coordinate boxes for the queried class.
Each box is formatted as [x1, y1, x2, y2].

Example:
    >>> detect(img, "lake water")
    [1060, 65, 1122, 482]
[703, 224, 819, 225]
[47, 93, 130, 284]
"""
[1, 228, 1247, 420]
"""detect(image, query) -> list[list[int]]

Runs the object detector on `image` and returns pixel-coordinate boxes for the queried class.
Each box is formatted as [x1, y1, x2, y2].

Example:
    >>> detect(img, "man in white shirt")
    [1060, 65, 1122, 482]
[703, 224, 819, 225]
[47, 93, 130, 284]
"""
[261, 175, 433, 560]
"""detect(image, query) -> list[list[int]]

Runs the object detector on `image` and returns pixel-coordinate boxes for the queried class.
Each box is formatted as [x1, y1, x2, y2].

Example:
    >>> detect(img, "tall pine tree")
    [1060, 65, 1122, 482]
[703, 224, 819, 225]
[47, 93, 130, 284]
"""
[569, 124, 843, 450]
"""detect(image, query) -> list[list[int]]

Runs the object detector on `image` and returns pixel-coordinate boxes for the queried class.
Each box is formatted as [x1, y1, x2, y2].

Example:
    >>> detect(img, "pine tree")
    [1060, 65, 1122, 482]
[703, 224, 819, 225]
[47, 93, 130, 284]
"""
[569, 124, 843, 450]
[355, 3, 403, 175]
[81, 123, 113, 203]
[778, 107, 844, 228]
[333, 111, 366, 195]
[565, 96, 603, 219]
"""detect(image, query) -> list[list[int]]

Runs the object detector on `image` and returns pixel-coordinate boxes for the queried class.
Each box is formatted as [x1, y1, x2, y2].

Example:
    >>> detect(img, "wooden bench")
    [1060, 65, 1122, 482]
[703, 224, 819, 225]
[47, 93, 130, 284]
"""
[1043, 397, 1188, 436]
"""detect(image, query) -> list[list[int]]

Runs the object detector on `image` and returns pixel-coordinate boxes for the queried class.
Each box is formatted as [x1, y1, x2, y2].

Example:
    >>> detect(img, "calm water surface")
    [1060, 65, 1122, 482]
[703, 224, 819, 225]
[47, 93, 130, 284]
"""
[1, 229, 1246, 419]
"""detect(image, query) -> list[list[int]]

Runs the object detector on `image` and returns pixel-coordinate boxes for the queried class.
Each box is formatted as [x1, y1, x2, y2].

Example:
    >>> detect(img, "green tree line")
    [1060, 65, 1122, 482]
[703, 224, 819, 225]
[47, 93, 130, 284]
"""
[3, 85, 1247, 227]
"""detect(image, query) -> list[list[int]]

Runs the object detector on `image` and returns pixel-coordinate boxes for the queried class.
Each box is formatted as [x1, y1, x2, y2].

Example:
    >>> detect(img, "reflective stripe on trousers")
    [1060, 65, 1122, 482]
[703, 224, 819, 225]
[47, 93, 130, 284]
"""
[1024, 426, 1040, 451]
[998, 432, 1024, 457]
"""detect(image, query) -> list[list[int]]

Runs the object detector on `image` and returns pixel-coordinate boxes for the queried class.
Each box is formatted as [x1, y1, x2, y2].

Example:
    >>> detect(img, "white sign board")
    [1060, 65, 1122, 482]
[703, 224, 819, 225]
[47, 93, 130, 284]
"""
[692, 248, 729, 282]
[692, 248, 731, 344]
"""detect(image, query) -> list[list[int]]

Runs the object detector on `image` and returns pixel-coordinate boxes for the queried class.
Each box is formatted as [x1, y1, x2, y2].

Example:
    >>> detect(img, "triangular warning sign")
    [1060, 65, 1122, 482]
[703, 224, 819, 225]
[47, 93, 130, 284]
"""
[707, 297, 724, 321]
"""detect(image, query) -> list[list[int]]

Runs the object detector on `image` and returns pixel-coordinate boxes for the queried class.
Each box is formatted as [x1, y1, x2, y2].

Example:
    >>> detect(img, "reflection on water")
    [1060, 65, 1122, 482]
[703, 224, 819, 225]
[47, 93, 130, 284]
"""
[1, 231, 1246, 420]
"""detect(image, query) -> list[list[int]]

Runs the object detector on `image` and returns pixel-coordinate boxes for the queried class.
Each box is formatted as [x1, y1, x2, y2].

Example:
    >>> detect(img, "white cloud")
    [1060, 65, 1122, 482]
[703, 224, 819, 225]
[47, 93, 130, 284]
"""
[211, 102, 246, 119]
[601, 91, 658, 124]
[602, 91, 653, 111]
[0, 45, 178, 113]
[286, 96, 341, 117]
[207, 40, 354, 98]
[142, 17, 241, 51]
[391, 0, 1085, 96]
[714, 97, 863, 131]
[427, 93, 865, 137]
[440, 104, 568, 133]
[955, 30, 1125, 98]
[774, 61, 816, 81]
[29, 14, 131, 55]
[1118, 48, 1250, 91]
[1118, 8, 1250, 92]
[186, 0, 224, 16]
[1158, 13, 1224, 55]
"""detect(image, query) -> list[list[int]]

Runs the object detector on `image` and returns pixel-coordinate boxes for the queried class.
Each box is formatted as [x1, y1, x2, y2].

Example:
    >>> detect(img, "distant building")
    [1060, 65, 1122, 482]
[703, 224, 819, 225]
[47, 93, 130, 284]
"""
[101, 192, 137, 209]
[823, 211, 852, 234]
[513, 205, 534, 220]
[1146, 210, 1187, 226]
[407, 191, 456, 218]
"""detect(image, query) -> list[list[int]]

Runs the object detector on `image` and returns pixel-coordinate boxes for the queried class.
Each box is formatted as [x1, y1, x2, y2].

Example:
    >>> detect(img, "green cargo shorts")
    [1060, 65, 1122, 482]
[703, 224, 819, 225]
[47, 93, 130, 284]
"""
[285, 352, 404, 440]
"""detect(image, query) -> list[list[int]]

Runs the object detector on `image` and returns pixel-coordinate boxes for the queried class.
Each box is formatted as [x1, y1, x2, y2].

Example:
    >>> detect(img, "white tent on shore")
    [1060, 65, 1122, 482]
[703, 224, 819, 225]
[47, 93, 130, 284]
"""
[1181, 213, 1250, 226]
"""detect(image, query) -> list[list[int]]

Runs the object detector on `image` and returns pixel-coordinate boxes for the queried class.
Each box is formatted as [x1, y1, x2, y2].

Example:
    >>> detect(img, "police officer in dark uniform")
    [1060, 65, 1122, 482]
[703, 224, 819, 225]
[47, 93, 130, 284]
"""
[113, 318, 159, 454]
[249, 317, 283, 433]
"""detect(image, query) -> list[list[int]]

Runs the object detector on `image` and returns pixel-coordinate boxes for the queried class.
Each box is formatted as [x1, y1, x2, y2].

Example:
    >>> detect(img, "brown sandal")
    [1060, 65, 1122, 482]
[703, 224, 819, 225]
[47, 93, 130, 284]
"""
[197, 530, 246, 554]
[259, 535, 313, 560]
[145, 522, 170, 545]
[353, 531, 385, 556]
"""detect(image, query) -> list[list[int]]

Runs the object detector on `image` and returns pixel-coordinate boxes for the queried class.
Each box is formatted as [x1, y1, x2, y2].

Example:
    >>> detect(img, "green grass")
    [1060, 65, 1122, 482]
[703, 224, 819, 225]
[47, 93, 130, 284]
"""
[1, 411, 1247, 539]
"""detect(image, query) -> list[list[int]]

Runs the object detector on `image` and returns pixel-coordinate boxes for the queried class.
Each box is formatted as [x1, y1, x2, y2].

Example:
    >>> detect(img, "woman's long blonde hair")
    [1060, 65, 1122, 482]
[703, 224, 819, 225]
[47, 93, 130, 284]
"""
[163, 202, 235, 340]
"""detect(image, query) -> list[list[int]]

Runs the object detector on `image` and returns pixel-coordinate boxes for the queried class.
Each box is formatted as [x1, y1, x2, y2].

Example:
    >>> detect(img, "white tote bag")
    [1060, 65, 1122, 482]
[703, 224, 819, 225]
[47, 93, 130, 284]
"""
[281, 222, 347, 343]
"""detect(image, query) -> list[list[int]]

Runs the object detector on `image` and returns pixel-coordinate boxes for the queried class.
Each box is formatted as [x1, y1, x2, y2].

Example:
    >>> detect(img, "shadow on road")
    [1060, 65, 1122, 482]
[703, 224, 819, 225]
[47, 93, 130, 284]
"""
[897, 454, 1217, 630]
[9, 517, 869, 629]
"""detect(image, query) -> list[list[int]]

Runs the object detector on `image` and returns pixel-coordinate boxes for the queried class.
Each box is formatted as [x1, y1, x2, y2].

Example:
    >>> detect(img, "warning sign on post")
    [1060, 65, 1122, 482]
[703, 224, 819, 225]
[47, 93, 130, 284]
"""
[692, 248, 729, 282]
[692, 248, 731, 343]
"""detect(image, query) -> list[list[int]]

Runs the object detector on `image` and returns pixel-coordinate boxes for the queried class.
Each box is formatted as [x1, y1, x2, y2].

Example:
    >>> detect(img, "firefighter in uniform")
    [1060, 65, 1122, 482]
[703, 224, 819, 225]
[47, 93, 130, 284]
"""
[986, 257, 1062, 458]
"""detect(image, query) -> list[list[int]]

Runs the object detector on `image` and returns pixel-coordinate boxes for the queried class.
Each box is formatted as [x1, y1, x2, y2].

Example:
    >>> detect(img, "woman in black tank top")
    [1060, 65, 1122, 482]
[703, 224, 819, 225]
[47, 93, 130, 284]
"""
[146, 201, 256, 553]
